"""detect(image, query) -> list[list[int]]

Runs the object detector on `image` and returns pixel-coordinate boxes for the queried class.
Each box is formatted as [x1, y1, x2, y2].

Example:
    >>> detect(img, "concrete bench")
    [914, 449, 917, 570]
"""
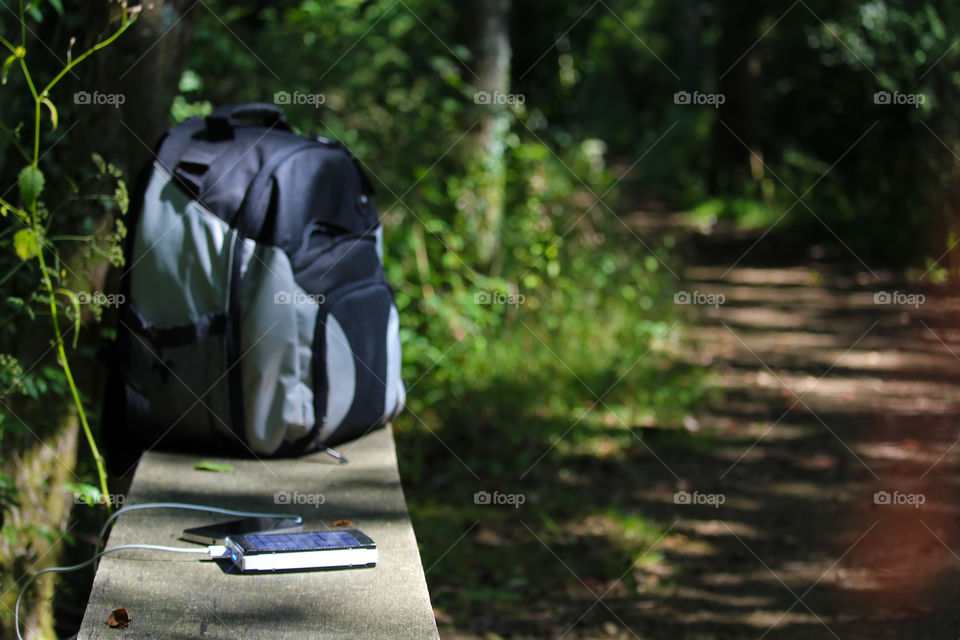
[78, 426, 440, 639]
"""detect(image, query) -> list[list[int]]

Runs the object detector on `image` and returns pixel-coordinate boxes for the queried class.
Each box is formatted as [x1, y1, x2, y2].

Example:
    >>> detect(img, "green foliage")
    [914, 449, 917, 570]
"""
[509, 0, 960, 266]
[178, 11, 708, 631]
[63, 482, 102, 506]
[689, 197, 781, 230]
[182, 1, 701, 447]
[13, 0, 954, 632]
[17, 165, 44, 212]
[0, 2, 139, 543]
[194, 461, 235, 473]
[0, 10, 139, 635]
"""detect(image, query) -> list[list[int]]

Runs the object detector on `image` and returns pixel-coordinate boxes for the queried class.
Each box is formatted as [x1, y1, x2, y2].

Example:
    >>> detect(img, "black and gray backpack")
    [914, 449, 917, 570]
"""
[103, 103, 404, 459]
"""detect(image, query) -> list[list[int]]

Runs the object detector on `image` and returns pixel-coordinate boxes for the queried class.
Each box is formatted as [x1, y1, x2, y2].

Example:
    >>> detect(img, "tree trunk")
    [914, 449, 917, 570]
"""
[681, 0, 702, 92]
[709, 0, 764, 194]
[0, 3, 194, 638]
[463, 0, 512, 271]
[65, 0, 196, 178]
[0, 401, 79, 640]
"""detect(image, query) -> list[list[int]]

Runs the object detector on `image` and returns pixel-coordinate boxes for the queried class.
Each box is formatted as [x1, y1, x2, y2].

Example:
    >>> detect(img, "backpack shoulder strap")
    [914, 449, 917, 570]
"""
[234, 139, 316, 240]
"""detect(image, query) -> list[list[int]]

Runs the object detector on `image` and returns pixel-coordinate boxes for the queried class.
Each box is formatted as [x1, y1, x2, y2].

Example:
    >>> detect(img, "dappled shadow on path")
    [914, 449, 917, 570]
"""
[418, 209, 960, 639]
[585, 214, 960, 639]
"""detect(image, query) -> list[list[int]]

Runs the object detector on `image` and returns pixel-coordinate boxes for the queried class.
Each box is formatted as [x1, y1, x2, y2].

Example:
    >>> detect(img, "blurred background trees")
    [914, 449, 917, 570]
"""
[1, 0, 958, 636]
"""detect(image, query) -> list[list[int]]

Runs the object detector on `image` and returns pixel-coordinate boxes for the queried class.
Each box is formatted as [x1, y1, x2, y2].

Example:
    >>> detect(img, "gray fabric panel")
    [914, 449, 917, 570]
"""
[384, 304, 404, 422]
[238, 235, 257, 281]
[131, 165, 232, 324]
[292, 292, 317, 436]
[239, 245, 318, 453]
[319, 314, 356, 442]
[374, 225, 384, 262]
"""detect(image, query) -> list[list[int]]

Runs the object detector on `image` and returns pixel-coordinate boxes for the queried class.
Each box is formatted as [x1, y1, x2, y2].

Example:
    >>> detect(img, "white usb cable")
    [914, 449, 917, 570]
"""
[15, 544, 208, 640]
[16, 502, 302, 640]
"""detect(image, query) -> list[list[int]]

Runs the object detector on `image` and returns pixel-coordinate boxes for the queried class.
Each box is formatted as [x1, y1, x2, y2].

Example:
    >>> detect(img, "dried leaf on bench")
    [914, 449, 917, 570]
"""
[107, 607, 130, 629]
[333, 519, 353, 527]
[194, 461, 234, 473]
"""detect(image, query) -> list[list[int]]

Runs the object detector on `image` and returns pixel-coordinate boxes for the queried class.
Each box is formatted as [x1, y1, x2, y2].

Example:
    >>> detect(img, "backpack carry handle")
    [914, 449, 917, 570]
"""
[206, 103, 292, 137]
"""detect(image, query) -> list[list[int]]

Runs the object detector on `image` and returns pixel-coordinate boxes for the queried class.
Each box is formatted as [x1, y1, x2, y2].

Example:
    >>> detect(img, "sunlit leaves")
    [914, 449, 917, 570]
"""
[13, 228, 41, 261]
[40, 96, 58, 130]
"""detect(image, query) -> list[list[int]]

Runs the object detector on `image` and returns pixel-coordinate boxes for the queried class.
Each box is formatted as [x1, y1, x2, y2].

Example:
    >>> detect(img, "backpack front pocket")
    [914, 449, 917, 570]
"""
[121, 306, 234, 451]
[294, 234, 405, 448]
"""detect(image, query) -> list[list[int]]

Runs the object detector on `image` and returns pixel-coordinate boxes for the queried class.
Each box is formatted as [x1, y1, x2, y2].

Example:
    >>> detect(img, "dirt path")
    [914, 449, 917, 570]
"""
[428, 202, 960, 640]
[626, 212, 960, 639]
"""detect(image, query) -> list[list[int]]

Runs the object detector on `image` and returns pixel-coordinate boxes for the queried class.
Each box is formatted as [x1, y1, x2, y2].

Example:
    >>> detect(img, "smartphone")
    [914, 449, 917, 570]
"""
[181, 517, 301, 545]
[224, 529, 377, 572]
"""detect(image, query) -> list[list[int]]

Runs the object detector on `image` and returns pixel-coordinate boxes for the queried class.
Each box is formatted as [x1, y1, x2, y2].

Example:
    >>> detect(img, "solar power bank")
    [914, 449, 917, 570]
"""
[223, 529, 377, 572]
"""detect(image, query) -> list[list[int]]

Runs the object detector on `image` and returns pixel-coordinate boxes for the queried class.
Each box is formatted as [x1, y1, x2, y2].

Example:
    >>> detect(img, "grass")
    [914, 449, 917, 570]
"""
[688, 197, 781, 231]
[394, 261, 711, 636]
